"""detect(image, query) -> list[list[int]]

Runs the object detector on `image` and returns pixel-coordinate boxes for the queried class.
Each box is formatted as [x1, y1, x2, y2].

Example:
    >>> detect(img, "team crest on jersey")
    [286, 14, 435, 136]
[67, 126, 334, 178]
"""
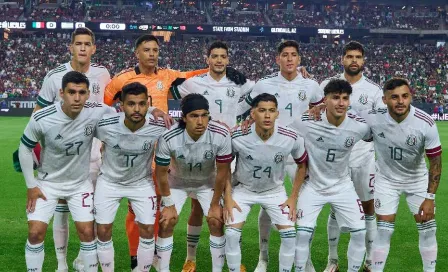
[298, 90, 307, 101]
[358, 94, 368, 105]
[226, 87, 236, 98]
[344, 136, 355, 148]
[84, 124, 94, 136]
[204, 150, 214, 160]
[142, 140, 151, 151]
[156, 80, 163, 90]
[406, 134, 417, 146]
[92, 82, 100, 95]
[274, 152, 284, 164]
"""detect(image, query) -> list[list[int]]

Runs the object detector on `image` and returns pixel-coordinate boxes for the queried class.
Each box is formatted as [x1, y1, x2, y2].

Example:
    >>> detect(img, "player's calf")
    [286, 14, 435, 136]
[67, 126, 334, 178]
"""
[207, 217, 225, 272]
[137, 223, 155, 272]
[26, 221, 48, 272]
[295, 226, 314, 272]
[225, 225, 243, 272]
[278, 226, 296, 272]
[371, 219, 395, 272]
[347, 228, 366, 272]
[156, 217, 178, 272]
[97, 223, 114, 272]
[417, 220, 437, 272]
[75, 221, 98, 272]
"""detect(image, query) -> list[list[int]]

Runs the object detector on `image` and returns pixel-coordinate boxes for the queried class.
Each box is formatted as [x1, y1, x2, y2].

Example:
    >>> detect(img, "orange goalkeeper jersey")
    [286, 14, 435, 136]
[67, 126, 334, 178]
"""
[104, 65, 208, 112]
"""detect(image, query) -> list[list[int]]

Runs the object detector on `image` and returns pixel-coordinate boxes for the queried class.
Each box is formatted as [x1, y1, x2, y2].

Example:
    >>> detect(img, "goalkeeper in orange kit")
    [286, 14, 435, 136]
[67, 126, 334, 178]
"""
[103, 34, 247, 271]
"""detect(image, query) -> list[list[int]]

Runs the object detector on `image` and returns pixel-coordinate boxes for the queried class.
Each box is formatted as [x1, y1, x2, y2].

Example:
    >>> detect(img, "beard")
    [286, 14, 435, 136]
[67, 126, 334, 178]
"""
[344, 64, 363, 76]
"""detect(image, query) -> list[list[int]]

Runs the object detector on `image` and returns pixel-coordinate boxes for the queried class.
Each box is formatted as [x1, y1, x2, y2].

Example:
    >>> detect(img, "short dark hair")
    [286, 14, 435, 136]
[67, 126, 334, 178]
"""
[62, 71, 89, 90]
[277, 40, 299, 55]
[121, 82, 148, 101]
[383, 77, 410, 94]
[207, 41, 229, 56]
[342, 41, 364, 57]
[324, 79, 353, 96]
[71, 27, 95, 44]
[135, 34, 159, 50]
[251, 93, 278, 108]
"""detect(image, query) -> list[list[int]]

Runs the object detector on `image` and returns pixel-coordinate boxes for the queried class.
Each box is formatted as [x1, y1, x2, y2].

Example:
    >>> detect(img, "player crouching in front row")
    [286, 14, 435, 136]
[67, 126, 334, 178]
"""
[225, 93, 308, 272]
[154, 93, 233, 272]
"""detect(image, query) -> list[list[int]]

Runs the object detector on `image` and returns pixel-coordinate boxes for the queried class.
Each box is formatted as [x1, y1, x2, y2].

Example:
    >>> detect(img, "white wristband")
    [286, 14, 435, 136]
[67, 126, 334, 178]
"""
[161, 195, 175, 207]
[426, 193, 435, 200]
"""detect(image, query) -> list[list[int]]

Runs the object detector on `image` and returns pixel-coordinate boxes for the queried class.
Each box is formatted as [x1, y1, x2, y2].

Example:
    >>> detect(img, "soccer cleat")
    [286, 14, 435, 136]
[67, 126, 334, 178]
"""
[72, 257, 85, 272]
[181, 260, 196, 272]
[305, 258, 316, 272]
[152, 257, 159, 272]
[240, 264, 247, 272]
[362, 263, 372, 272]
[323, 259, 339, 272]
[254, 260, 268, 272]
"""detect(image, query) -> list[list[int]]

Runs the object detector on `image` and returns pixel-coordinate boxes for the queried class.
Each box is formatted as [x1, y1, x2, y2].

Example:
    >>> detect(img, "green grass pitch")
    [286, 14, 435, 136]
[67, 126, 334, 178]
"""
[0, 117, 446, 271]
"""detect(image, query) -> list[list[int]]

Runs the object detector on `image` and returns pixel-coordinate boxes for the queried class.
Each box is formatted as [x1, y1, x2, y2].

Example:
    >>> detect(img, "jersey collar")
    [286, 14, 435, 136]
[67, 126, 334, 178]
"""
[386, 105, 415, 124]
[341, 73, 365, 87]
[250, 122, 278, 143]
[206, 72, 229, 83]
[278, 71, 302, 83]
[322, 109, 348, 128]
[184, 126, 207, 144]
[135, 65, 158, 75]
[67, 61, 91, 76]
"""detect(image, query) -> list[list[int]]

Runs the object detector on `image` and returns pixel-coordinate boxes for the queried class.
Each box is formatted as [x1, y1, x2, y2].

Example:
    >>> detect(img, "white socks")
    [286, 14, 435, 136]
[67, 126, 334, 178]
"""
[97, 239, 114, 272]
[417, 220, 437, 272]
[137, 237, 155, 272]
[225, 227, 242, 272]
[327, 211, 340, 261]
[79, 240, 98, 272]
[258, 209, 272, 262]
[372, 221, 394, 272]
[25, 240, 44, 272]
[295, 226, 314, 272]
[210, 235, 226, 272]
[53, 204, 70, 270]
[186, 224, 201, 262]
[347, 229, 366, 272]
[155, 236, 174, 272]
[279, 228, 296, 272]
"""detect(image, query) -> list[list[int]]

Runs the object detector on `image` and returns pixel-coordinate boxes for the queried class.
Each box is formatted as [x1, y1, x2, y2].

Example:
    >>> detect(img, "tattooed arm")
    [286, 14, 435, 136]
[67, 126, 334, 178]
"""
[427, 155, 442, 194]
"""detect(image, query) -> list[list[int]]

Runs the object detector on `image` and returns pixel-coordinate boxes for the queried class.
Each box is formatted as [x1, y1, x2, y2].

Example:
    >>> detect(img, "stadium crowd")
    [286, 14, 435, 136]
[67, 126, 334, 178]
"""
[1, 36, 447, 103]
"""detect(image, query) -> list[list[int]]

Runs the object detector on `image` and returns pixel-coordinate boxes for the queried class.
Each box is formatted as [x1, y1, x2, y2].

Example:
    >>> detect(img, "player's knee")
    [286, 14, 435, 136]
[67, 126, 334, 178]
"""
[362, 199, 375, 215]
[207, 217, 224, 233]
[138, 224, 155, 239]
[76, 222, 95, 241]
[28, 228, 46, 244]
[159, 217, 178, 232]
[97, 224, 113, 241]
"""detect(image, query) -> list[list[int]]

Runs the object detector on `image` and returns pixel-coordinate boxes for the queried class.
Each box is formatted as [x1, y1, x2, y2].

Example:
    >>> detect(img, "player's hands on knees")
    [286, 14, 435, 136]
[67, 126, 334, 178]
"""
[281, 197, 297, 222]
[151, 108, 174, 129]
[160, 206, 178, 225]
[208, 203, 224, 223]
[223, 197, 242, 224]
[240, 118, 254, 133]
[418, 199, 435, 222]
[307, 104, 326, 121]
[27, 187, 46, 213]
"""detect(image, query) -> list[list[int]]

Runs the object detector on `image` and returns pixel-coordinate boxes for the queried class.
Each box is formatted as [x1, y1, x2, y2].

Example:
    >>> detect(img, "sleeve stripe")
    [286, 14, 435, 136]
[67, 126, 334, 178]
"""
[21, 135, 37, 148]
[36, 96, 52, 107]
[155, 156, 171, 166]
[170, 85, 182, 100]
[216, 154, 233, 163]
[294, 152, 308, 164]
[426, 146, 442, 157]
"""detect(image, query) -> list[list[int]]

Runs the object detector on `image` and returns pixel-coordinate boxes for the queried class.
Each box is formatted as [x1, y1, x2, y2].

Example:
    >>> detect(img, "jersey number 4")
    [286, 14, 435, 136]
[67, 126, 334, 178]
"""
[253, 166, 272, 179]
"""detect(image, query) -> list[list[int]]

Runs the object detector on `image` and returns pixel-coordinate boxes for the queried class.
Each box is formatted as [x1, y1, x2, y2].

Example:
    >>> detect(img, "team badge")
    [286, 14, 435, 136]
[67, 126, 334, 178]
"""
[358, 94, 368, 105]
[406, 134, 417, 146]
[92, 82, 100, 95]
[84, 124, 94, 136]
[156, 80, 163, 90]
[142, 140, 151, 151]
[298, 90, 307, 101]
[274, 152, 284, 163]
[374, 198, 381, 209]
[344, 136, 355, 148]
[226, 87, 235, 98]
[204, 150, 214, 160]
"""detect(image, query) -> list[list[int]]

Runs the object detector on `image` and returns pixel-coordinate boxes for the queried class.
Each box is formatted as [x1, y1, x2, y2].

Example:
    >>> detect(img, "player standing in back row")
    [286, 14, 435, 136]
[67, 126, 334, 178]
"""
[34, 27, 111, 272]
[238, 40, 322, 272]
[320, 41, 385, 272]
[358, 78, 441, 272]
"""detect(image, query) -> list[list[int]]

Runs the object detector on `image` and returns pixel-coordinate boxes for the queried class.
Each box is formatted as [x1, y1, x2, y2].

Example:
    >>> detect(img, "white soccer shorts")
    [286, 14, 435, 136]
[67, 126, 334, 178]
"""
[89, 158, 102, 187]
[297, 183, 365, 230]
[227, 184, 295, 227]
[27, 180, 94, 224]
[349, 154, 375, 202]
[94, 176, 157, 225]
[166, 187, 214, 216]
[374, 177, 432, 216]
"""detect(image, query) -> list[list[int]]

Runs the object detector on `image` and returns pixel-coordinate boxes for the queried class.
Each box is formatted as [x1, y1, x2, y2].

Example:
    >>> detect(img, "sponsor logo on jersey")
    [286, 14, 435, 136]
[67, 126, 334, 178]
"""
[142, 140, 151, 151]
[358, 94, 368, 105]
[246, 155, 253, 160]
[274, 152, 284, 163]
[84, 124, 94, 136]
[156, 80, 163, 90]
[374, 198, 381, 208]
[203, 90, 209, 95]
[226, 87, 236, 98]
[316, 136, 324, 142]
[92, 82, 100, 95]
[54, 134, 63, 140]
[406, 134, 417, 146]
[298, 90, 307, 101]
[378, 132, 385, 138]
[344, 136, 355, 147]
[204, 150, 214, 160]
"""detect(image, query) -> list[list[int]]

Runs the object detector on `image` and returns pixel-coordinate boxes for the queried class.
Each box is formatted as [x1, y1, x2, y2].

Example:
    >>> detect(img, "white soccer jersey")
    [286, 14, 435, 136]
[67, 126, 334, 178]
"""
[155, 121, 233, 190]
[289, 112, 372, 195]
[359, 106, 442, 190]
[241, 72, 323, 126]
[20, 102, 115, 192]
[36, 62, 111, 161]
[95, 113, 167, 186]
[320, 73, 385, 166]
[171, 73, 254, 126]
[231, 123, 307, 193]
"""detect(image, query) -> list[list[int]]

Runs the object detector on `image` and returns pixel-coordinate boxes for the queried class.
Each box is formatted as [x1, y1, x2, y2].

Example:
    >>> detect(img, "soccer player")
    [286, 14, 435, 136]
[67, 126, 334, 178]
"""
[18, 71, 115, 272]
[168, 41, 253, 271]
[94, 82, 167, 272]
[238, 40, 322, 272]
[33, 27, 111, 272]
[319, 41, 385, 272]
[289, 79, 372, 272]
[103, 34, 246, 270]
[358, 78, 441, 272]
[226, 93, 308, 272]
[154, 94, 232, 272]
